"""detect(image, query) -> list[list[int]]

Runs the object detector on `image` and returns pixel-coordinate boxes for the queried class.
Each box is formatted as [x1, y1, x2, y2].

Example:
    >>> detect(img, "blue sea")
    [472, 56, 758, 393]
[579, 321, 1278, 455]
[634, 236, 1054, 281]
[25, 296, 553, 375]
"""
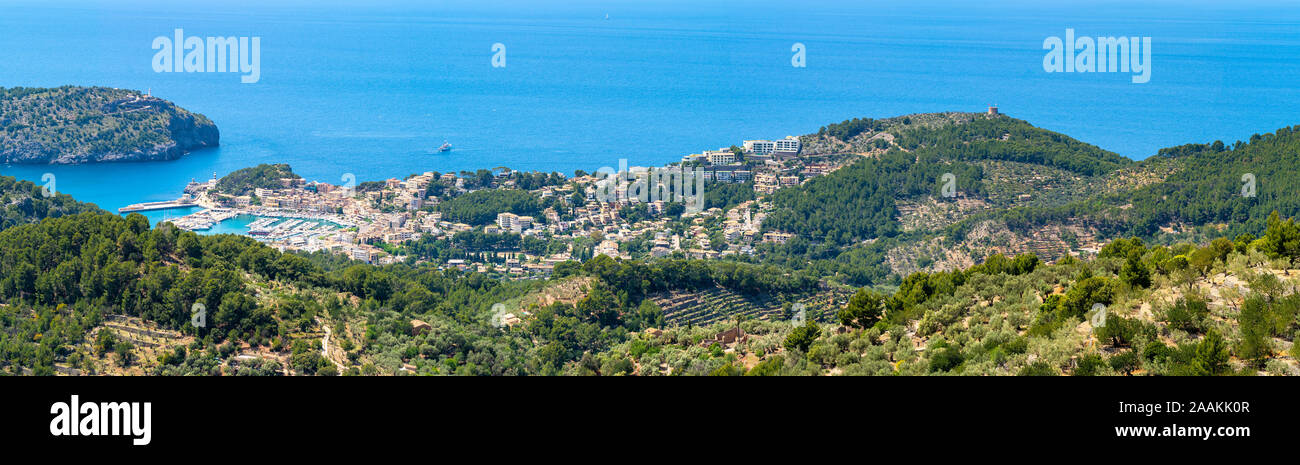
[2, 0, 1299, 221]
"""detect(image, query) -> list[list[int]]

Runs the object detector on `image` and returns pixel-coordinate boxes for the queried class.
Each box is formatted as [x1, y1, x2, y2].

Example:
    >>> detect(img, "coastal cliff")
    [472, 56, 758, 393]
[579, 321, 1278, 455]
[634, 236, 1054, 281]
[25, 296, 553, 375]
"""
[0, 86, 219, 164]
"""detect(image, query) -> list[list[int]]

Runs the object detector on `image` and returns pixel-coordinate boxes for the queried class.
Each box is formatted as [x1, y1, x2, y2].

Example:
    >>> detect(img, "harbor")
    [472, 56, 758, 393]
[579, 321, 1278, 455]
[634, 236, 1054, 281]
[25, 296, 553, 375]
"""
[166, 208, 350, 241]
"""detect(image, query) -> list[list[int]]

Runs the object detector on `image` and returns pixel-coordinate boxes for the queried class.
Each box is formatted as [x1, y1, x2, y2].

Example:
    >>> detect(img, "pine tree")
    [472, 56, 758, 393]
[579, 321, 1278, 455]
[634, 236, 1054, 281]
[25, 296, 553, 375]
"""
[1193, 330, 1230, 376]
[1120, 251, 1151, 288]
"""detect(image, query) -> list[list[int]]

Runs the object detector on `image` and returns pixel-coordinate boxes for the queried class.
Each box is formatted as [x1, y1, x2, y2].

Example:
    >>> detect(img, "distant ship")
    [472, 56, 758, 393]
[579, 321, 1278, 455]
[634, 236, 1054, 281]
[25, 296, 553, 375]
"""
[437, 141, 452, 152]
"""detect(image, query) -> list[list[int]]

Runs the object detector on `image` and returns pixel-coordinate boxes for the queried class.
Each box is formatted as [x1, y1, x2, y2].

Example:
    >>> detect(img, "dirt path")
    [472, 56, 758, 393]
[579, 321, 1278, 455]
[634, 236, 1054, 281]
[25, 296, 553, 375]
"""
[318, 318, 346, 372]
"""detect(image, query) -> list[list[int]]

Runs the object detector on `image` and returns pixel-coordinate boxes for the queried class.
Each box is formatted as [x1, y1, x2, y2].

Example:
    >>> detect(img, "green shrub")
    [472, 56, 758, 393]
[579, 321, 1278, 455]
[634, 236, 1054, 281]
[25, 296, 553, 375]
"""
[1161, 296, 1210, 333]
[1074, 353, 1106, 376]
[1017, 361, 1058, 376]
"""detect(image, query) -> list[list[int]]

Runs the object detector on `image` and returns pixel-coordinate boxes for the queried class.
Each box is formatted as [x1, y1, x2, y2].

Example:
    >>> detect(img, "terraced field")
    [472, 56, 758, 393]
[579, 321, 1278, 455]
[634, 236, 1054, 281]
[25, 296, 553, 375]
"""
[77, 315, 193, 375]
[652, 285, 854, 326]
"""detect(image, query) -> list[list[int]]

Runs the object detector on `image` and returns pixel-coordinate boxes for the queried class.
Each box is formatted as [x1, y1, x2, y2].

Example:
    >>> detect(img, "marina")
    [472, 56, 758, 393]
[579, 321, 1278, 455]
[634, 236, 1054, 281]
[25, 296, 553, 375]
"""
[247, 217, 342, 241]
[167, 209, 348, 243]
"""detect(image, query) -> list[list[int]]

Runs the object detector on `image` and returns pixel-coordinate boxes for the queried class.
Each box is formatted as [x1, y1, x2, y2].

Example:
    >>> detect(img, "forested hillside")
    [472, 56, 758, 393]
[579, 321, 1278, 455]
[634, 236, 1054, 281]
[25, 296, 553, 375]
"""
[216, 163, 301, 195]
[766, 115, 1127, 244]
[891, 115, 1132, 175]
[1086, 127, 1300, 238]
[0, 175, 102, 230]
[436, 189, 540, 225]
[621, 233, 1300, 376]
[0, 86, 219, 164]
[757, 113, 1133, 285]
[762, 113, 1300, 288]
[0, 200, 822, 375]
[763, 147, 985, 245]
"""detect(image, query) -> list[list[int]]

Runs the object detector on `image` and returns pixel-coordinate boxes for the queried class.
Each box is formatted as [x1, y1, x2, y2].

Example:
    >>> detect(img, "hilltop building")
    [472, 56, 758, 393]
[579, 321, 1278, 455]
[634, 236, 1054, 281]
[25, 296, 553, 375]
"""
[743, 136, 801, 155]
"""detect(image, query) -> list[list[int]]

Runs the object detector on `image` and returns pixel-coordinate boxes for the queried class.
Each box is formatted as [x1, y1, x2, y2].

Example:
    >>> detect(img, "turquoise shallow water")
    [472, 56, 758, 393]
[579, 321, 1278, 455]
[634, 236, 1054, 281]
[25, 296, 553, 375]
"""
[1, 0, 1299, 214]
[129, 208, 249, 235]
[203, 214, 261, 236]
[136, 207, 202, 230]
[133, 210, 343, 236]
